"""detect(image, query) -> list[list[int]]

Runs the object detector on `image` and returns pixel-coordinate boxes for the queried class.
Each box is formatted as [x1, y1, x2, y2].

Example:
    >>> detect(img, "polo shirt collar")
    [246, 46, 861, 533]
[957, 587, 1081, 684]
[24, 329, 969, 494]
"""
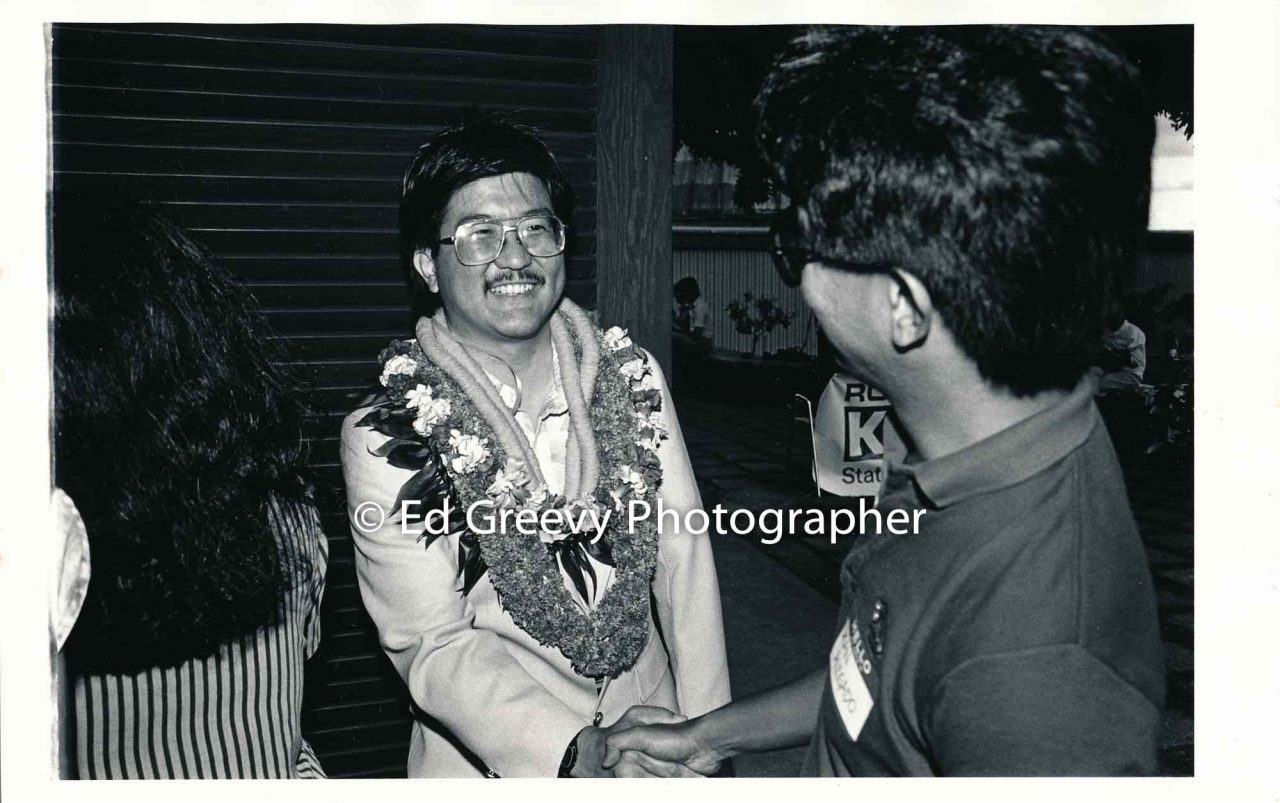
[903, 375, 1101, 509]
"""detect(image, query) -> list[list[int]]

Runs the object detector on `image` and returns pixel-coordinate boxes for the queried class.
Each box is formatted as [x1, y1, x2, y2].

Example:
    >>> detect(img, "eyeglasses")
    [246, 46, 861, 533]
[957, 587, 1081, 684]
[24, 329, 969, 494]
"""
[769, 206, 815, 287]
[768, 207, 893, 286]
[437, 214, 567, 266]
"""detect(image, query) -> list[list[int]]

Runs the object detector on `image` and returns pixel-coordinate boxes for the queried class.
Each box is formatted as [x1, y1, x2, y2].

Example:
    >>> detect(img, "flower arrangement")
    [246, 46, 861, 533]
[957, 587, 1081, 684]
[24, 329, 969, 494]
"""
[355, 301, 667, 679]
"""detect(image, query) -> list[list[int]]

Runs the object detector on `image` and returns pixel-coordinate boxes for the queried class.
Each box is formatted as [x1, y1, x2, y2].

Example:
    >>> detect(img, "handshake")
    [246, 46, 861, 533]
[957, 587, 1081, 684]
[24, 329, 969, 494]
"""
[574, 704, 723, 778]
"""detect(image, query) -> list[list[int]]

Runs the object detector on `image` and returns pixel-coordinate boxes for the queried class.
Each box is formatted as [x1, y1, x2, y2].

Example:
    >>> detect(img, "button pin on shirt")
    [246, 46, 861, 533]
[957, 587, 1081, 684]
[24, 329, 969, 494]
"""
[869, 599, 887, 656]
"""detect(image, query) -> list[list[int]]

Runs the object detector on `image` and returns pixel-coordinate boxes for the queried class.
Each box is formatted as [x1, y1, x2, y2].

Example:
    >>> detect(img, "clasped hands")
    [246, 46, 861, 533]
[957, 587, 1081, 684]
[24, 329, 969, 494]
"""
[573, 704, 721, 778]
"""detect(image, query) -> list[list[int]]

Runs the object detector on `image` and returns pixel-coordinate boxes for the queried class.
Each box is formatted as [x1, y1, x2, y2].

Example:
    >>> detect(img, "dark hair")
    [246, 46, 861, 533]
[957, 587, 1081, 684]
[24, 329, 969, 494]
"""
[53, 190, 314, 673]
[399, 114, 575, 296]
[674, 276, 701, 304]
[755, 26, 1154, 395]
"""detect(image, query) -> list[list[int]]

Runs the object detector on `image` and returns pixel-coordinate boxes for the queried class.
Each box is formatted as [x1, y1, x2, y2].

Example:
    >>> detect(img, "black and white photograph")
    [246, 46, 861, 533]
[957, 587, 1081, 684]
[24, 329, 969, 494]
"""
[1, 2, 1277, 799]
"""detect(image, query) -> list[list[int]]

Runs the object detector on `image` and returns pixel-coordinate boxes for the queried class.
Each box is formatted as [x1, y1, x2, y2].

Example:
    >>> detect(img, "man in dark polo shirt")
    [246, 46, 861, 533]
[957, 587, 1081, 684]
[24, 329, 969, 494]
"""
[603, 25, 1165, 777]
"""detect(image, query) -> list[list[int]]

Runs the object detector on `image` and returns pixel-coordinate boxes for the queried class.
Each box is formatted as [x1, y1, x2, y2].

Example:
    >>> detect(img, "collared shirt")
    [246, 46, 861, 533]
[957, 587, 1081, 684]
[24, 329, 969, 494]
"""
[68, 500, 328, 778]
[478, 343, 615, 611]
[673, 297, 709, 334]
[805, 378, 1165, 776]
[481, 346, 571, 495]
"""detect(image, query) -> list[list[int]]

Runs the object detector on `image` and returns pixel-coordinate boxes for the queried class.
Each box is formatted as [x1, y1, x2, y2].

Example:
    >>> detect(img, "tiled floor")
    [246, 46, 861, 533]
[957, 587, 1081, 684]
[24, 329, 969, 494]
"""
[676, 393, 1194, 776]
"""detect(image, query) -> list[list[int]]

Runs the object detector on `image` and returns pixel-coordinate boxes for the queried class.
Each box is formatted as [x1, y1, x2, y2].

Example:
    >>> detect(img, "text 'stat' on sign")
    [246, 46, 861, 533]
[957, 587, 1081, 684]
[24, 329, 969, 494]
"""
[813, 373, 902, 501]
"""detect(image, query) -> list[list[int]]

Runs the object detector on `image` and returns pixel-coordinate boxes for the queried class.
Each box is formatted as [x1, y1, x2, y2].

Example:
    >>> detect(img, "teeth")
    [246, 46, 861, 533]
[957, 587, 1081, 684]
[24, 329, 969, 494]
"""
[488, 283, 538, 296]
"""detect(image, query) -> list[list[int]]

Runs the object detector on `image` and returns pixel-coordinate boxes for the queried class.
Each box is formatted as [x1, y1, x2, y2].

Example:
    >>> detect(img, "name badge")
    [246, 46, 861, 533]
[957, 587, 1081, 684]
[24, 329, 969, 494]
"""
[828, 618, 875, 740]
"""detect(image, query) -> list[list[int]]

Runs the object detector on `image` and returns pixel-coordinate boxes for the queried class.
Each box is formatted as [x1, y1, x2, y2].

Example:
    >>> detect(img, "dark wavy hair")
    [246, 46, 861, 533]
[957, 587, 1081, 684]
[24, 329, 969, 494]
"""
[399, 113, 575, 310]
[755, 26, 1154, 395]
[53, 190, 314, 674]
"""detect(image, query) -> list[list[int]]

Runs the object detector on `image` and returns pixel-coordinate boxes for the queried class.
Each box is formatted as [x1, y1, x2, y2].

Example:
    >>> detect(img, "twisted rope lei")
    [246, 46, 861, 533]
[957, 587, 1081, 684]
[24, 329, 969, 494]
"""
[415, 315, 544, 484]
[360, 299, 666, 678]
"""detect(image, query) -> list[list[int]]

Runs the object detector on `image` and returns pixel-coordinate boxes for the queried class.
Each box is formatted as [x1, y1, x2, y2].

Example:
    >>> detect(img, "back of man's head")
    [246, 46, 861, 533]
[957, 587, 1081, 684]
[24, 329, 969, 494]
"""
[755, 26, 1154, 396]
[674, 276, 701, 304]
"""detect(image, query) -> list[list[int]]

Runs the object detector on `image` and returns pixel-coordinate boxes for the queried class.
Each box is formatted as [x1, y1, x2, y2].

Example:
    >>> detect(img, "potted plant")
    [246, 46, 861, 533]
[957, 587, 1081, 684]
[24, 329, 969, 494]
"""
[725, 292, 794, 356]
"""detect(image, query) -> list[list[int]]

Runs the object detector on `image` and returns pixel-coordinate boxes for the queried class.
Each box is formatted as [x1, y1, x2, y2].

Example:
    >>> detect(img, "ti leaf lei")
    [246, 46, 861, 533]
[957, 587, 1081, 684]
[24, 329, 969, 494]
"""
[355, 299, 669, 679]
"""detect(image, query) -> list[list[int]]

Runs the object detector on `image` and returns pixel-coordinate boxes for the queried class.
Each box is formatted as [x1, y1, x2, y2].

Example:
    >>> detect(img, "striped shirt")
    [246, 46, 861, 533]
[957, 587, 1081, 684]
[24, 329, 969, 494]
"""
[69, 501, 329, 779]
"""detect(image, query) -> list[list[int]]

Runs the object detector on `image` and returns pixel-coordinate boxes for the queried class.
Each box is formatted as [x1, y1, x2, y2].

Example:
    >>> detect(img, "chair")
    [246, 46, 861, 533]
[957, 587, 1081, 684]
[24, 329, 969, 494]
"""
[785, 392, 822, 496]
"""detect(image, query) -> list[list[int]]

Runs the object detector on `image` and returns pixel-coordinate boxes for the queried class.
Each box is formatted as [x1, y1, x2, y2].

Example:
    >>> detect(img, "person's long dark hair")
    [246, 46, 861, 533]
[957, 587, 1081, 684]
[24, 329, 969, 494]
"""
[53, 190, 314, 674]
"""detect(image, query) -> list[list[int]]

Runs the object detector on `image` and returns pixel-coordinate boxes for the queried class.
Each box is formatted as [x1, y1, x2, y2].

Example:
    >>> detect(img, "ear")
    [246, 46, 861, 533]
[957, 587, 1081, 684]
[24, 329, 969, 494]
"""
[412, 250, 439, 293]
[887, 269, 932, 351]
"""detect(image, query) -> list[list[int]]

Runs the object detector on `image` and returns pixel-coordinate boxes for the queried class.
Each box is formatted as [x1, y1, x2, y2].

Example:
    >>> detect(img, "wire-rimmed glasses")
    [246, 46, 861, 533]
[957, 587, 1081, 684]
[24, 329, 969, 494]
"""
[437, 214, 567, 266]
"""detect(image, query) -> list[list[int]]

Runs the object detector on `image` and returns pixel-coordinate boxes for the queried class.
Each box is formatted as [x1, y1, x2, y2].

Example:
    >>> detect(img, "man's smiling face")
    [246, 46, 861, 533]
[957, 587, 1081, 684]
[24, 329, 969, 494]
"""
[414, 171, 565, 348]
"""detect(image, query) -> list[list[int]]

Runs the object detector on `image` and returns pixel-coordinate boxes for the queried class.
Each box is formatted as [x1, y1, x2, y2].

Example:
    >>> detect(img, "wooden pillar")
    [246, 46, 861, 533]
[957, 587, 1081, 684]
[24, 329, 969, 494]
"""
[595, 25, 674, 377]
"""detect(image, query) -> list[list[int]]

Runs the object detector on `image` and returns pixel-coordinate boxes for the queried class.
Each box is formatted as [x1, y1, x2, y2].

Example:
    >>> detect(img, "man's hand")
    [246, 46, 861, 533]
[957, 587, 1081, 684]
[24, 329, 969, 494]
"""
[571, 705, 693, 778]
[602, 670, 828, 777]
[602, 718, 723, 777]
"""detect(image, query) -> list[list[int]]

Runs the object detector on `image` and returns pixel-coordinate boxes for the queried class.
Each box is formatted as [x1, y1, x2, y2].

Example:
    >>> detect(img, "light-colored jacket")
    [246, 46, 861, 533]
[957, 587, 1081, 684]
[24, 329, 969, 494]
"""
[340, 357, 731, 777]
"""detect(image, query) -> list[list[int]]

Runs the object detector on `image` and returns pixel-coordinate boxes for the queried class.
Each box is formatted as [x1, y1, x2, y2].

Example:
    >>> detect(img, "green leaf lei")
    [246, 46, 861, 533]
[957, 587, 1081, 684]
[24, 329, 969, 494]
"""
[356, 300, 668, 679]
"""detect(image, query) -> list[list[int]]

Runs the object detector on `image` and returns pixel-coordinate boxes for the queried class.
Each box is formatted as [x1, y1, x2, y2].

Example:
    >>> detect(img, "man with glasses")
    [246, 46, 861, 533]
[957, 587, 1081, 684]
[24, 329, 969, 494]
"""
[340, 117, 730, 777]
[605, 26, 1165, 776]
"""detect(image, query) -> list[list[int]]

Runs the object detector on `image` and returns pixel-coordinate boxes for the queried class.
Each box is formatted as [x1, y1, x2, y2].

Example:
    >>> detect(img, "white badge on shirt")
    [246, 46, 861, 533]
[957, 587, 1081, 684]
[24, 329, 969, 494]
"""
[829, 618, 875, 741]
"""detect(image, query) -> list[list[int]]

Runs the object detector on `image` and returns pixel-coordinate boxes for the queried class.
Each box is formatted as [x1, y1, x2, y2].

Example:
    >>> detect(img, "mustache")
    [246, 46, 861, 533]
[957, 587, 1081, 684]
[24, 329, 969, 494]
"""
[484, 270, 546, 290]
